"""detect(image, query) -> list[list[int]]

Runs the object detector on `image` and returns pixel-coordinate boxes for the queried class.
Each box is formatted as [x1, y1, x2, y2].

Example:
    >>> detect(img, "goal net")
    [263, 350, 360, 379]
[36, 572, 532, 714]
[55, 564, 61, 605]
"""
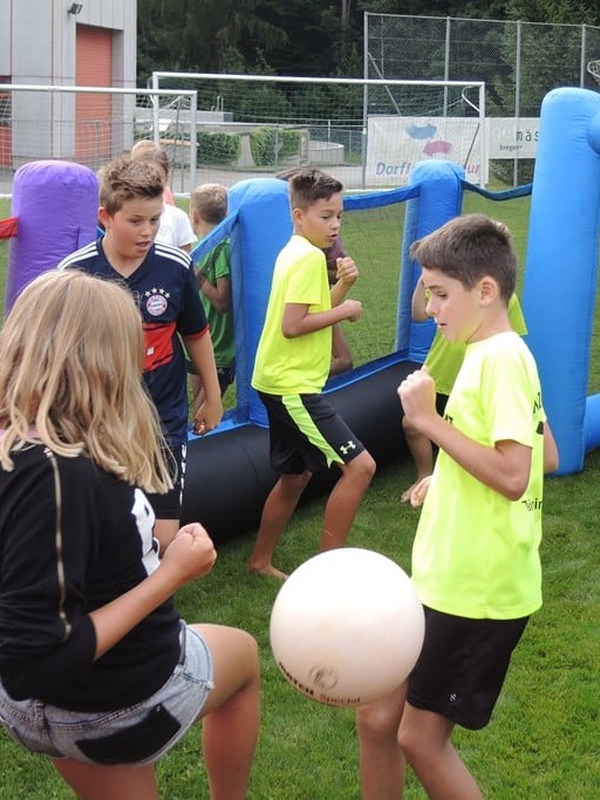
[151, 72, 486, 189]
[0, 85, 198, 193]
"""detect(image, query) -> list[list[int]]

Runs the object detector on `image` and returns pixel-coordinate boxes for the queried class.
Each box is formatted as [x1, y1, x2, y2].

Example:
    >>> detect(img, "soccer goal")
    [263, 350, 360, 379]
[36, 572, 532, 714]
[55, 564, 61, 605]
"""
[587, 59, 600, 86]
[151, 72, 486, 189]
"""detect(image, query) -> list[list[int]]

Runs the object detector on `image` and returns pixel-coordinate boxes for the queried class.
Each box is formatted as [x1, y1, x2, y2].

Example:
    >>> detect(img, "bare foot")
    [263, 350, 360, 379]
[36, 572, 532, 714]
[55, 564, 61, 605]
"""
[400, 481, 420, 503]
[248, 564, 288, 580]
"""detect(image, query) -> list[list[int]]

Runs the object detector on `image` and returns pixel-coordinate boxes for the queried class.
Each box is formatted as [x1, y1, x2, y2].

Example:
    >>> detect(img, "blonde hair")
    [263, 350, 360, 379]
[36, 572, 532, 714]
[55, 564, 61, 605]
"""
[130, 140, 171, 184]
[0, 270, 172, 493]
[190, 183, 228, 225]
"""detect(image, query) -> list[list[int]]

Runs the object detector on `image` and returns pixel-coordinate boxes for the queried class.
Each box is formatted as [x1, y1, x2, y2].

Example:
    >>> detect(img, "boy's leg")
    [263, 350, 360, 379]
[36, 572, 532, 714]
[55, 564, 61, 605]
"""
[247, 470, 312, 578]
[400, 414, 433, 503]
[147, 444, 186, 555]
[398, 703, 482, 800]
[193, 623, 260, 800]
[320, 449, 376, 551]
[356, 684, 406, 800]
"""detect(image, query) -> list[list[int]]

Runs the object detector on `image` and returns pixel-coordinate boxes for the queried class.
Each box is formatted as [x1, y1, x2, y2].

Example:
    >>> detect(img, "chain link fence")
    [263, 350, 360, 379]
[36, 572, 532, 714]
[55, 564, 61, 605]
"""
[365, 13, 600, 183]
[0, 86, 198, 196]
[365, 13, 600, 114]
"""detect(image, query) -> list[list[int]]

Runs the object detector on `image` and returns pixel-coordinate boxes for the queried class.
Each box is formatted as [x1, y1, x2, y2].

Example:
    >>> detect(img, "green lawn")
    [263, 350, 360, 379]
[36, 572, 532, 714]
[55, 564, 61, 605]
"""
[2, 189, 600, 798]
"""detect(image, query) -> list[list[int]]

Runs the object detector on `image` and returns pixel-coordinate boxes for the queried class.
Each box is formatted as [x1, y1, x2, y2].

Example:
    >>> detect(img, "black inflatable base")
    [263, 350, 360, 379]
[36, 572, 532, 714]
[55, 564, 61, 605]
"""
[181, 359, 420, 543]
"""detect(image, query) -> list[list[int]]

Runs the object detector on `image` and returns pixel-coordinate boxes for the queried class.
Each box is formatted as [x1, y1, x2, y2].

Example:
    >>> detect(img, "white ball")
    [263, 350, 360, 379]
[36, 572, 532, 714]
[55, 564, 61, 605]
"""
[269, 547, 425, 707]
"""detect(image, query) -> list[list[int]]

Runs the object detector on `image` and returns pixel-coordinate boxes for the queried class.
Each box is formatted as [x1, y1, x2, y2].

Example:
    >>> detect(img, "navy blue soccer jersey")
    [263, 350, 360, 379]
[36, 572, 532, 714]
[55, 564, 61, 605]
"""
[58, 239, 208, 445]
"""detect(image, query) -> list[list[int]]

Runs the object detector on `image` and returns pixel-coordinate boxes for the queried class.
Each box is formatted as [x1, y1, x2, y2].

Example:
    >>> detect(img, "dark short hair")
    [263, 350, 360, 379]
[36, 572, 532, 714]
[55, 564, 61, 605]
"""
[288, 168, 343, 210]
[410, 213, 517, 300]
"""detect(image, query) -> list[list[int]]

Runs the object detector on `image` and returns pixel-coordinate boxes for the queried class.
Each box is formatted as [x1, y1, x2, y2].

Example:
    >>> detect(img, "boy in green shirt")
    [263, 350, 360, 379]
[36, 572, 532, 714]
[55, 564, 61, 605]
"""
[189, 183, 235, 416]
[356, 213, 558, 799]
[249, 169, 376, 579]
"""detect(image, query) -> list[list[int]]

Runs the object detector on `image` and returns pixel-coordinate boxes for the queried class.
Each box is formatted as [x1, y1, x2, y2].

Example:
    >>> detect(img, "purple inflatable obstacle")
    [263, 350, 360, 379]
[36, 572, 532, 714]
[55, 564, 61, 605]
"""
[5, 160, 98, 314]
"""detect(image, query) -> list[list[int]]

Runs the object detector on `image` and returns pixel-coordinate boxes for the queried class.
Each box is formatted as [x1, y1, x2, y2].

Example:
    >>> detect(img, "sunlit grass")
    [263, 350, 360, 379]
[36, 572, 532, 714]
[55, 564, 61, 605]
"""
[2, 187, 600, 798]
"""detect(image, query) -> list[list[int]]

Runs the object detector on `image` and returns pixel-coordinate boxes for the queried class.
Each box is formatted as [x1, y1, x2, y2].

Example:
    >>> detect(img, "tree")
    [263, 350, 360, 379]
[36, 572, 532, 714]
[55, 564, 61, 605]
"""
[137, 0, 288, 83]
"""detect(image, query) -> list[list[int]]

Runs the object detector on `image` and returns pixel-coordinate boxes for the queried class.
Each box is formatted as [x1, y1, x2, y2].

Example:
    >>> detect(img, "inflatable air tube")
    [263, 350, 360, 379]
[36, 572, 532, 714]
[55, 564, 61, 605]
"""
[181, 357, 419, 542]
[398, 160, 465, 362]
[522, 87, 600, 474]
[5, 160, 99, 314]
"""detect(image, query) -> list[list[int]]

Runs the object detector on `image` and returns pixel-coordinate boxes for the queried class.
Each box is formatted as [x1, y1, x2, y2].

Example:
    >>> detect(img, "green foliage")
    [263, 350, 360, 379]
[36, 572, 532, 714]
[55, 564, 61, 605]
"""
[137, 0, 600, 93]
[249, 127, 301, 166]
[490, 157, 535, 184]
[196, 131, 241, 166]
[4, 186, 600, 798]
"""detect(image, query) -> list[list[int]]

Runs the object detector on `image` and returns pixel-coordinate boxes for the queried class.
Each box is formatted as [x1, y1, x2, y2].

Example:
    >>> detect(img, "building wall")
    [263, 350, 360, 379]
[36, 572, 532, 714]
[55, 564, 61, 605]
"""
[7, 0, 136, 164]
[0, 0, 11, 77]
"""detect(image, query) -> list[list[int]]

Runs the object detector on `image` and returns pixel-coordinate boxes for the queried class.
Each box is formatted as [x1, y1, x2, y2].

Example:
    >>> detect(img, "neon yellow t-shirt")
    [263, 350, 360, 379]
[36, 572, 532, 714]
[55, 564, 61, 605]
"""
[252, 235, 332, 395]
[425, 293, 527, 395]
[412, 332, 545, 620]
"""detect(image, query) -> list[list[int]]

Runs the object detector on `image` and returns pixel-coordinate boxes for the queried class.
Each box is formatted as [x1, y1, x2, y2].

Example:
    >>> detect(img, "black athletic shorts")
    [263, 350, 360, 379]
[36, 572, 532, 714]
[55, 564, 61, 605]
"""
[406, 606, 529, 730]
[145, 444, 187, 520]
[258, 391, 365, 475]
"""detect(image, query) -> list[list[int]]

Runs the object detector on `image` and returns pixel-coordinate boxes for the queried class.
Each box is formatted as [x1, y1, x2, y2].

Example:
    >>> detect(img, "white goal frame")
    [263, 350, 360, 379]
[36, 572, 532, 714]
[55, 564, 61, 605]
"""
[152, 72, 486, 188]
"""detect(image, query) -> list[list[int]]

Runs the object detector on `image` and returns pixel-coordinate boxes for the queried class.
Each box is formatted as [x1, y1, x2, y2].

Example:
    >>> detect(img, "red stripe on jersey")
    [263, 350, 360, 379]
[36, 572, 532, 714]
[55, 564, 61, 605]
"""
[143, 322, 176, 372]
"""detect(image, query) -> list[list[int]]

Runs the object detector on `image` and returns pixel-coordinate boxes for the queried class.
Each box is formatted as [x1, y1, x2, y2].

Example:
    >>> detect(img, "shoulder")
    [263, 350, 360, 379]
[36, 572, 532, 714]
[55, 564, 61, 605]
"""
[57, 241, 99, 270]
[281, 236, 324, 267]
[474, 333, 539, 386]
[1, 445, 97, 498]
[153, 242, 192, 271]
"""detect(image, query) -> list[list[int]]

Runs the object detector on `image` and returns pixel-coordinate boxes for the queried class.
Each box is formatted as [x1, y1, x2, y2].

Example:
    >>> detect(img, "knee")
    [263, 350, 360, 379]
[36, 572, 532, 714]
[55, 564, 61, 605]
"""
[397, 723, 423, 765]
[354, 451, 376, 485]
[281, 471, 312, 495]
[238, 630, 260, 681]
[356, 702, 400, 744]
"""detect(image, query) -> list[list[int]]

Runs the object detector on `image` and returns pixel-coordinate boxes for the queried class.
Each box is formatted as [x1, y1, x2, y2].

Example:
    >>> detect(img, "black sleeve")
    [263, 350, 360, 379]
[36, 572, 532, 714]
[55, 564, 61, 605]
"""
[0, 450, 98, 700]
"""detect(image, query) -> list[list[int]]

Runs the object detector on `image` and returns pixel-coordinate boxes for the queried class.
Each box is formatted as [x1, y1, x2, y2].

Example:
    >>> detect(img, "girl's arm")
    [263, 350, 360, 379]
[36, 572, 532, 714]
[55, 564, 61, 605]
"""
[90, 524, 216, 659]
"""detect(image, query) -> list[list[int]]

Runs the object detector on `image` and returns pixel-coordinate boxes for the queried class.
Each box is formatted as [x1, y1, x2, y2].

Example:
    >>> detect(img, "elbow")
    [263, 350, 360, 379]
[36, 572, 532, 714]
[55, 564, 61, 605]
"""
[503, 473, 529, 502]
[281, 324, 300, 339]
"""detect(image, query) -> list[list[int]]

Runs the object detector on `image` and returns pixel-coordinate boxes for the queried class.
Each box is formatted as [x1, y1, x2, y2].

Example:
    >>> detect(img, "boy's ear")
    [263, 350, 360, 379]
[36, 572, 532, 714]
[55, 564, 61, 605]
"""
[291, 206, 304, 224]
[98, 206, 112, 229]
[478, 276, 499, 305]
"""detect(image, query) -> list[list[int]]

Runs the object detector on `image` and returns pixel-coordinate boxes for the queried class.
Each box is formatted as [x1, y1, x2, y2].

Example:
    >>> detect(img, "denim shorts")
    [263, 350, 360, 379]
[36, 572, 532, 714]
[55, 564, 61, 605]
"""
[0, 623, 214, 765]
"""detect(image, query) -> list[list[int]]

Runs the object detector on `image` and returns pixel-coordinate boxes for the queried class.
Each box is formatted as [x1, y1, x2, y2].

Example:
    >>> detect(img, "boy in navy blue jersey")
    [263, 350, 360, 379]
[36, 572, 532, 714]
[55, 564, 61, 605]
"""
[58, 155, 223, 553]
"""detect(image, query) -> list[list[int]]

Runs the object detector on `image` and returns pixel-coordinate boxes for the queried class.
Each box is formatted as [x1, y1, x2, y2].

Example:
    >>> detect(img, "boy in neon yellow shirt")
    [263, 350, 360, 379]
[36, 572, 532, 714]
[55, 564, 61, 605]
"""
[249, 169, 376, 579]
[356, 213, 558, 799]
[401, 274, 527, 501]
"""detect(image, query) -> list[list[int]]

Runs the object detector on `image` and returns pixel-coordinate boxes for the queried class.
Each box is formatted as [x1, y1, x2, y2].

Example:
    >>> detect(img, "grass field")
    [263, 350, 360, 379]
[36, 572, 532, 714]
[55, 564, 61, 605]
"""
[1, 189, 600, 798]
